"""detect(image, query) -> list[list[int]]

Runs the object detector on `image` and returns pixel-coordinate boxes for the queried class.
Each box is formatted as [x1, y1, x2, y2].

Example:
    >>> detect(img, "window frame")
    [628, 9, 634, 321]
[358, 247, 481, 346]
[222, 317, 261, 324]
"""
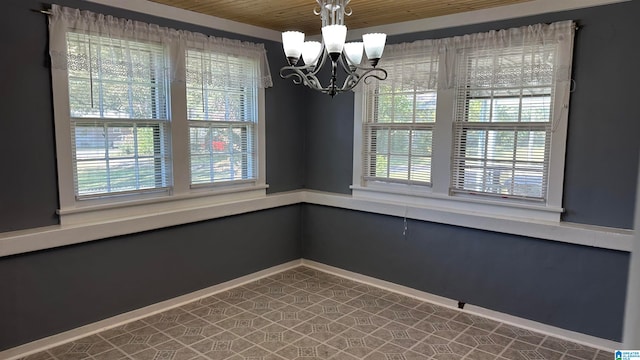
[184, 48, 260, 188]
[352, 24, 574, 223]
[51, 27, 267, 226]
[62, 32, 174, 200]
[360, 54, 439, 187]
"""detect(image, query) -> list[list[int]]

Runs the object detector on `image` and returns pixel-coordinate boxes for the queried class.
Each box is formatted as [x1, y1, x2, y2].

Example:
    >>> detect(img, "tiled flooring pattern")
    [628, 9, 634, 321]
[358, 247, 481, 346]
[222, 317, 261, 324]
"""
[21, 266, 613, 360]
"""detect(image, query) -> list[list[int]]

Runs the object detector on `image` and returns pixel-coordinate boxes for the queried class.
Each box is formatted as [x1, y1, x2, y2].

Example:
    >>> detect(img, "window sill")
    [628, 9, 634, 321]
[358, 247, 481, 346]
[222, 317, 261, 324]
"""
[306, 190, 633, 252]
[58, 184, 269, 226]
[1, 187, 300, 258]
[0, 190, 632, 258]
[351, 184, 563, 223]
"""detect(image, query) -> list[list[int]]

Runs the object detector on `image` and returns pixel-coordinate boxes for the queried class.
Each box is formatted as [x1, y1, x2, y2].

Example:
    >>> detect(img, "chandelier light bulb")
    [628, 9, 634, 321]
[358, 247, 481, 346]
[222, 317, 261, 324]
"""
[302, 41, 323, 67]
[321, 25, 347, 55]
[282, 31, 305, 65]
[363, 33, 387, 66]
[343, 42, 364, 67]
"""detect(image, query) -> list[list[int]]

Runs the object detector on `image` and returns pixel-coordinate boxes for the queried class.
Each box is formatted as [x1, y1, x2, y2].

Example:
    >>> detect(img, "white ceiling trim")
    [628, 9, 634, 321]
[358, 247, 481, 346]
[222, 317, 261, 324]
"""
[346, 0, 631, 40]
[85, 0, 283, 42]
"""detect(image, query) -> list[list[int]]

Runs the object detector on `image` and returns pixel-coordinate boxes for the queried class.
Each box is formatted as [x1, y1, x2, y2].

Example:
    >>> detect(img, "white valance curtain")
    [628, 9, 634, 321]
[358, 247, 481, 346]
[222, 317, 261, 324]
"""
[377, 39, 441, 91]
[379, 20, 574, 90]
[48, 4, 273, 88]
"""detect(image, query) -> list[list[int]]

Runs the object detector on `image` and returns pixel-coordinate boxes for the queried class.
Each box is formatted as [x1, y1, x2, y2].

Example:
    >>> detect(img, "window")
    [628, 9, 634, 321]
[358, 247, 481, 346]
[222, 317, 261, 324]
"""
[49, 5, 271, 225]
[66, 32, 172, 198]
[186, 49, 257, 186]
[362, 54, 439, 185]
[451, 45, 556, 201]
[353, 21, 575, 222]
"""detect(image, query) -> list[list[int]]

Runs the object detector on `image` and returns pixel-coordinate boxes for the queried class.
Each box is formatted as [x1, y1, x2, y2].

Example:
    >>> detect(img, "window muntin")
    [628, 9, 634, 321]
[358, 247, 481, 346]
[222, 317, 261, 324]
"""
[363, 56, 438, 185]
[186, 49, 258, 186]
[66, 32, 171, 198]
[451, 45, 557, 201]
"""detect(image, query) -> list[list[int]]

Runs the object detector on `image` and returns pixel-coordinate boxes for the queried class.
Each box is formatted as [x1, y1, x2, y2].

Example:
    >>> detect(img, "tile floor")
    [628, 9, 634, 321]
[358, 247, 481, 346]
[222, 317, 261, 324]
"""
[20, 266, 613, 360]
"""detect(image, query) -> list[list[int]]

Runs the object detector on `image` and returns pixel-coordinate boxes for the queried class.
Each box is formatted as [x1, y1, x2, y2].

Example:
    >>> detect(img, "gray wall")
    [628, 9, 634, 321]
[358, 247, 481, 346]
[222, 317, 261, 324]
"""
[0, 0, 60, 231]
[302, 205, 629, 341]
[0, 0, 305, 351]
[304, 87, 355, 193]
[0, 205, 302, 350]
[301, 1, 639, 341]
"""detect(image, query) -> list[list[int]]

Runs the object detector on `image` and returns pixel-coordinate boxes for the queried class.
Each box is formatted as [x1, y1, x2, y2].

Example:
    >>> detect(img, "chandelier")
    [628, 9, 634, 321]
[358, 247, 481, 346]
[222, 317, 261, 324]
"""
[279, 0, 388, 97]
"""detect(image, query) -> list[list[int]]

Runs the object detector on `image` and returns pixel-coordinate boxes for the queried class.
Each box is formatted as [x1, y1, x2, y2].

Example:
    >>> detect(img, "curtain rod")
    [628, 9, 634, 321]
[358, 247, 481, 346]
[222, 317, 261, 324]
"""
[33, 9, 52, 15]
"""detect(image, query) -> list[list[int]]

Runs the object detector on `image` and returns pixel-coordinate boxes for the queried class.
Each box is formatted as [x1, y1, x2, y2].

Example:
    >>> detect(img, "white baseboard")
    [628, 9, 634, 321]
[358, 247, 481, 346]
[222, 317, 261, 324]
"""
[301, 259, 622, 352]
[0, 260, 302, 360]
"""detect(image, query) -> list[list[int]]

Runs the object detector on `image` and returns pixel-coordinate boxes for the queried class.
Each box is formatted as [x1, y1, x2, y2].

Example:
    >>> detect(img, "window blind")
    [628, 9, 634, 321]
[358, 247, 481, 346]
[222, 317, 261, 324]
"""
[363, 55, 438, 185]
[66, 32, 171, 198]
[451, 44, 557, 200]
[186, 49, 258, 186]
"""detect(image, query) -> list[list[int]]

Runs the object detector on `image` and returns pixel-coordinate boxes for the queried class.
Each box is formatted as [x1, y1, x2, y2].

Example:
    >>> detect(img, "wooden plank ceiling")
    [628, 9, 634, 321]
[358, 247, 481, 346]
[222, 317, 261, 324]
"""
[148, 0, 533, 35]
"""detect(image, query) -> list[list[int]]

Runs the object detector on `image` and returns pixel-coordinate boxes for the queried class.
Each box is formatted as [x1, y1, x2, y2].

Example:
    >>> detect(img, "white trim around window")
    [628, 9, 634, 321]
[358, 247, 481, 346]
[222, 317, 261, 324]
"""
[0, 190, 633, 259]
[49, 5, 270, 226]
[353, 21, 575, 224]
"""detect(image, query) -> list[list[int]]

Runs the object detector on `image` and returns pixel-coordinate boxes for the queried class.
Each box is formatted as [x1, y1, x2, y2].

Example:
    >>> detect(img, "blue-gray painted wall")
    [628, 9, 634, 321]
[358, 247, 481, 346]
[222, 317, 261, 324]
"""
[0, 0, 637, 350]
[0, 205, 303, 350]
[302, 205, 629, 341]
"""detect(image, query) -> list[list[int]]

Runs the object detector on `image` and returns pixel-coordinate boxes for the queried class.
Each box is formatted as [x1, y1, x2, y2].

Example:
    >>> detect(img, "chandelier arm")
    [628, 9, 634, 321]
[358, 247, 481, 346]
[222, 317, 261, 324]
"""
[339, 67, 388, 93]
[308, 48, 329, 77]
[280, 65, 334, 93]
[338, 73, 360, 92]
[337, 53, 387, 80]
[279, 67, 304, 85]
[361, 68, 388, 85]
[334, 52, 388, 92]
[280, 58, 388, 96]
[304, 72, 324, 90]
[337, 53, 353, 74]
[337, 58, 360, 92]
[349, 62, 384, 73]
[280, 66, 315, 87]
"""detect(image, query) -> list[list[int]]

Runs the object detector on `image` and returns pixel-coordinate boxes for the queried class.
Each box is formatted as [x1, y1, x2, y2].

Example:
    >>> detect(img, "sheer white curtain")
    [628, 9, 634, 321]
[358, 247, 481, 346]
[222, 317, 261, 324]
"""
[48, 4, 273, 88]
[377, 39, 441, 91]
[447, 20, 575, 200]
[377, 20, 574, 90]
[182, 32, 273, 89]
[441, 20, 574, 89]
[361, 40, 442, 186]
[359, 20, 575, 201]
